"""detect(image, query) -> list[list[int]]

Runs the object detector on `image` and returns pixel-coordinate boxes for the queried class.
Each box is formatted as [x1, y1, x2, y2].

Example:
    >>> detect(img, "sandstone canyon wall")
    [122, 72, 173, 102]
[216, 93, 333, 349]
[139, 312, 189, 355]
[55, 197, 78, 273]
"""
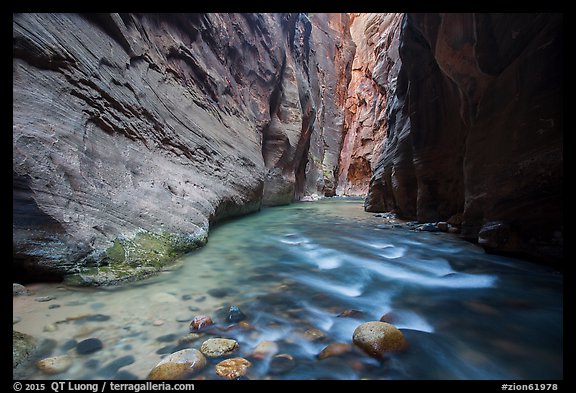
[13, 13, 354, 284]
[364, 13, 563, 263]
[337, 13, 402, 196]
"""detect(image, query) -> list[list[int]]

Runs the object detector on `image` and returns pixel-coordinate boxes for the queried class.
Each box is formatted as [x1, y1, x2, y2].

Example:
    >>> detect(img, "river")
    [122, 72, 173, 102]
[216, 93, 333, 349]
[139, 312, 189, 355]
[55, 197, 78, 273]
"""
[13, 198, 563, 380]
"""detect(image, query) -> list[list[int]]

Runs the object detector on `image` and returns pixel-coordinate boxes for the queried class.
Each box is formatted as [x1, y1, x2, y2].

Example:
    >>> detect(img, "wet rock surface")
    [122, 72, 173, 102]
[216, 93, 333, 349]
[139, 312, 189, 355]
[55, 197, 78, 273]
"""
[215, 357, 252, 379]
[76, 338, 104, 355]
[147, 349, 207, 380]
[36, 355, 73, 375]
[200, 338, 239, 358]
[352, 321, 408, 357]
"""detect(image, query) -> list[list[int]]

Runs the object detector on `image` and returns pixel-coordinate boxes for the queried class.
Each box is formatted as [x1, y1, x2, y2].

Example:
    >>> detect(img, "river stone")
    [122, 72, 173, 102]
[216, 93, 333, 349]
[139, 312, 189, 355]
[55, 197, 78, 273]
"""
[227, 305, 246, 323]
[98, 355, 136, 378]
[215, 357, 252, 379]
[35, 296, 55, 302]
[352, 321, 407, 357]
[189, 315, 213, 331]
[200, 338, 239, 358]
[13, 316, 22, 324]
[303, 328, 326, 342]
[76, 338, 104, 355]
[147, 349, 207, 380]
[178, 333, 201, 345]
[251, 341, 279, 360]
[13, 283, 29, 296]
[48, 304, 61, 309]
[36, 355, 73, 375]
[269, 354, 296, 374]
[318, 343, 352, 360]
[13, 331, 38, 368]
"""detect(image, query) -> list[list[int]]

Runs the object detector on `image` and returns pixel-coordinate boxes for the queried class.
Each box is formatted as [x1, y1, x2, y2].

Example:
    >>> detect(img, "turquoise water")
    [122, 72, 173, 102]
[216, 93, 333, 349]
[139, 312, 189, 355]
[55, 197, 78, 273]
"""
[13, 198, 563, 380]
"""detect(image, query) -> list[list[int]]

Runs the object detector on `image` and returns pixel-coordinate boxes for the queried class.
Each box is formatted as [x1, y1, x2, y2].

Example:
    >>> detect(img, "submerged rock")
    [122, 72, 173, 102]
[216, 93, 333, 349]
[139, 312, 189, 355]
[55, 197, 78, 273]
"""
[352, 321, 407, 357]
[178, 333, 202, 345]
[227, 305, 246, 323]
[215, 357, 252, 379]
[251, 341, 279, 360]
[269, 354, 296, 375]
[147, 349, 206, 380]
[36, 355, 73, 375]
[76, 338, 103, 355]
[303, 328, 327, 342]
[189, 315, 214, 331]
[200, 338, 239, 358]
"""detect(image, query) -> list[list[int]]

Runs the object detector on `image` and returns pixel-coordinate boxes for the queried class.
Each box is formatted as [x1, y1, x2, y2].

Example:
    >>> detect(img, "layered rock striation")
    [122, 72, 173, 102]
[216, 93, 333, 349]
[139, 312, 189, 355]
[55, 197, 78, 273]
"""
[13, 13, 354, 284]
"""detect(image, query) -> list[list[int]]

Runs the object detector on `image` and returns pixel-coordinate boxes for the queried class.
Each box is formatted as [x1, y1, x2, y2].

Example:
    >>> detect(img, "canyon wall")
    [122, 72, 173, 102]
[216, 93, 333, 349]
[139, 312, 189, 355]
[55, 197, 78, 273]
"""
[365, 13, 563, 263]
[337, 13, 403, 196]
[13, 13, 353, 284]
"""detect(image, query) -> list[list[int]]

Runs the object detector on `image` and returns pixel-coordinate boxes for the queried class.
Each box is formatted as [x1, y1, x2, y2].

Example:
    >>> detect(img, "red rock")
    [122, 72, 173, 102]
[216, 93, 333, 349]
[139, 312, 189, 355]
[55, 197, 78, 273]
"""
[189, 316, 213, 331]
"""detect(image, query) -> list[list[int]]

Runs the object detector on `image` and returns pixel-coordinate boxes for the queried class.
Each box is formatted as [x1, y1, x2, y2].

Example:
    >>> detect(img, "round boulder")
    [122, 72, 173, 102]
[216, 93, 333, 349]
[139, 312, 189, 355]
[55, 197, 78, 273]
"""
[215, 357, 252, 379]
[189, 315, 214, 331]
[147, 349, 207, 380]
[352, 321, 407, 357]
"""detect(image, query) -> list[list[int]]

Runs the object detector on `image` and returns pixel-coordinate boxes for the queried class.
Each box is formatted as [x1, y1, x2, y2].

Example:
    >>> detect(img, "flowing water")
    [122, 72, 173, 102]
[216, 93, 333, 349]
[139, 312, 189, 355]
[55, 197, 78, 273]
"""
[13, 198, 563, 380]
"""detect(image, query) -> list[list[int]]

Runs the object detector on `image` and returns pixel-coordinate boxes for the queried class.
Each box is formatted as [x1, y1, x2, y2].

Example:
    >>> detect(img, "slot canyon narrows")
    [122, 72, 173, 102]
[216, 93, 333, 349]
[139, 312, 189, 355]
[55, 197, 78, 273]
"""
[13, 13, 563, 381]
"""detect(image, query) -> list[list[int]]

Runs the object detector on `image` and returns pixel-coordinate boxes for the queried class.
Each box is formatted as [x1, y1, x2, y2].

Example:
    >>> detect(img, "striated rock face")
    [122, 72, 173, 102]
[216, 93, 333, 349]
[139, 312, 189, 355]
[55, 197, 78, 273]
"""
[365, 13, 563, 263]
[337, 13, 403, 196]
[13, 13, 355, 284]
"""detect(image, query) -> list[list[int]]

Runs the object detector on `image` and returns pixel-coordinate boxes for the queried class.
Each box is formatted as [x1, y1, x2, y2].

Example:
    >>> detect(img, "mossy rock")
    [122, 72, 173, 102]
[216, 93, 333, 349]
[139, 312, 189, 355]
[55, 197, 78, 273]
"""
[65, 230, 208, 286]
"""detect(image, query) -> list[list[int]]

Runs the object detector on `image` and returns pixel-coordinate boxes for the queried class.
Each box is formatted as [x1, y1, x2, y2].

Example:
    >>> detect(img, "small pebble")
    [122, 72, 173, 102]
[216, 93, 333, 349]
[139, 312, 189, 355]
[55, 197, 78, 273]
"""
[189, 315, 213, 331]
[153, 320, 165, 326]
[13, 316, 22, 325]
[48, 304, 61, 309]
[207, 288, 230, 298]
[227, 305, 246, 323]
[269, 354, 296, 374]
[36, 355, 73, 375]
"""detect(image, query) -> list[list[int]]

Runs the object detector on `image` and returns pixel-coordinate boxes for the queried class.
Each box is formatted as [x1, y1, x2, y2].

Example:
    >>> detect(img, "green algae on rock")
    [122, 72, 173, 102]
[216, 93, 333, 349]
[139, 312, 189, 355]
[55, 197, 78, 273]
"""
[64, 230, 208, 286]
